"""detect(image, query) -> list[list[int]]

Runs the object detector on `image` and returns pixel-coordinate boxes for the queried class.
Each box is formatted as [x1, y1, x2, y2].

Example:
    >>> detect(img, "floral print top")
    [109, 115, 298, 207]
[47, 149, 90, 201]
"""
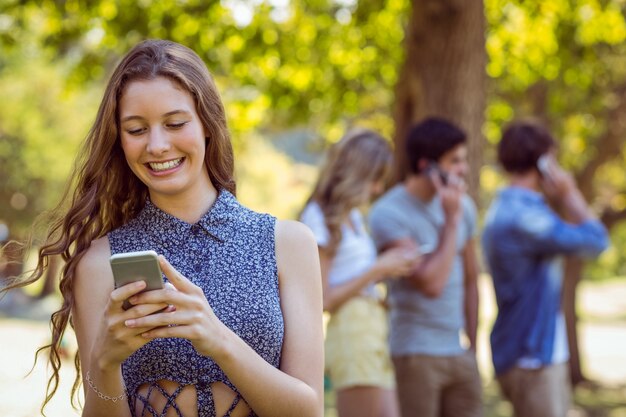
[108, 190, 284, 417]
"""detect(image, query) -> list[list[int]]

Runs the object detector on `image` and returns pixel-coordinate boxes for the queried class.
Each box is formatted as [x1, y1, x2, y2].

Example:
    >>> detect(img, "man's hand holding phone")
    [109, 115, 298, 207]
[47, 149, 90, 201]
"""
[537, 154, 577, 200]
[427, 162, 465, 223]
[537, 153, 595, 223]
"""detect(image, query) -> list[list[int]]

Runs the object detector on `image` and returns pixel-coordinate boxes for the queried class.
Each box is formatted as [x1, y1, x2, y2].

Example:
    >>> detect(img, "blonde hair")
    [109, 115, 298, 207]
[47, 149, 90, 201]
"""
[306, 128, 393, 255]
[1, 39, 235, 412]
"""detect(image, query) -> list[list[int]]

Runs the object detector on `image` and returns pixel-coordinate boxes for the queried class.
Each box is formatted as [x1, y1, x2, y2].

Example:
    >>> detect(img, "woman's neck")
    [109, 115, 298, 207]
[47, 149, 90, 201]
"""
[149, 184, 218, 224]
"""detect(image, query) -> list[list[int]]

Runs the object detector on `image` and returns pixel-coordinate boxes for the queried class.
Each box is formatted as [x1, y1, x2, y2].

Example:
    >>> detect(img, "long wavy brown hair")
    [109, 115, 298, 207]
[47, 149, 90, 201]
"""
[0, 39, 235, 412]
[305, 128, 393, 256]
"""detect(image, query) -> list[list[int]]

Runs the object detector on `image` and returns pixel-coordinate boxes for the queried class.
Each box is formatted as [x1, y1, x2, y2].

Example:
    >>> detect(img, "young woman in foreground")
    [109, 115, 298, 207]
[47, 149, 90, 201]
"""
[4, 39, 323, 417]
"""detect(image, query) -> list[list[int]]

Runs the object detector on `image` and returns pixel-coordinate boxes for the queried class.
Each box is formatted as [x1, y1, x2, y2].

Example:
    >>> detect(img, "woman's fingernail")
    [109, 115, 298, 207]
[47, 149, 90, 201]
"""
[125, 319, 135, 327]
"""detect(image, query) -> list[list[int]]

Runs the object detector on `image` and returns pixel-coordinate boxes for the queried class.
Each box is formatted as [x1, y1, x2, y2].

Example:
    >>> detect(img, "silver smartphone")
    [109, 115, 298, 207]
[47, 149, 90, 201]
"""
[110, 250, 164, 310]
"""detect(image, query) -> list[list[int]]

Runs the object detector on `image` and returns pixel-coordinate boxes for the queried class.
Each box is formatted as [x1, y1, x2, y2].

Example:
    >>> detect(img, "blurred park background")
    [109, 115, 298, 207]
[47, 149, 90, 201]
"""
[1, 0, 626, 415]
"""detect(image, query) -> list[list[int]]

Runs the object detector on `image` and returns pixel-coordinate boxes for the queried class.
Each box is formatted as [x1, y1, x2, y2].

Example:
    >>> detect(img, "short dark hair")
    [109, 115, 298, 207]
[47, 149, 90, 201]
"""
[405, 117, 467, 174]
[498, 121, 556, 174]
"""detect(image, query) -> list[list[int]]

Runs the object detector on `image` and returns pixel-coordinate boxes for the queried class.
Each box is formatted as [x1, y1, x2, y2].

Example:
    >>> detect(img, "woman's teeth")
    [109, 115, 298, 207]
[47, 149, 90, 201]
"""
[148, 158, 183, 172]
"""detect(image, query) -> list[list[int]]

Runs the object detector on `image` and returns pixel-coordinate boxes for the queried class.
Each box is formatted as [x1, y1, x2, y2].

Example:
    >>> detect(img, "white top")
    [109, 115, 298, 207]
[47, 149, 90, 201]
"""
[517, 312, 569, 368]
[300, 202, 378, 297]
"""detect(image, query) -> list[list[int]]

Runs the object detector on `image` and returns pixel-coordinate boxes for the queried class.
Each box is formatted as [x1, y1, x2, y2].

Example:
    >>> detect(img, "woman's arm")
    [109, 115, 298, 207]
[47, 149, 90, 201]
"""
[73, 237, 169, 417]
[319, 245, 416, 313]
[225, 220, 324, 416]
[73, 237, 131, 417]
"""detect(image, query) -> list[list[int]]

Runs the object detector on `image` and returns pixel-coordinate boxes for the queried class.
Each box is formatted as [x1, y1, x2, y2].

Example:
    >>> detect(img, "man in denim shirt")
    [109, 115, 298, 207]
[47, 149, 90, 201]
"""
[482, 121, 609, 417]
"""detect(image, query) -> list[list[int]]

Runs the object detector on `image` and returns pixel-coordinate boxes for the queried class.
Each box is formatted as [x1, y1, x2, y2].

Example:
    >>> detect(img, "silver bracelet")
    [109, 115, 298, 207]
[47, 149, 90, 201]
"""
[85, 370, 128, 403]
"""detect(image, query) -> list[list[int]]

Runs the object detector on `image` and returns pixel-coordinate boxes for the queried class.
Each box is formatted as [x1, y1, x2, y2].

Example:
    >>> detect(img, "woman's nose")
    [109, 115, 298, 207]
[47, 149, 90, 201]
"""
[146, 128, 171, 154]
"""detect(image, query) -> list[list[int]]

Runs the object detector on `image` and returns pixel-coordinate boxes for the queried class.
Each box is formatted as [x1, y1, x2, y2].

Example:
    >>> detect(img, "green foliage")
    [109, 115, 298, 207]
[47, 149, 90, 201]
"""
[1, 0, 408, 140]
[0, 42, 98, 238]
[484, 0, 626, 173]
[588, 220, 626, 279]
[2, 0, 626, 277]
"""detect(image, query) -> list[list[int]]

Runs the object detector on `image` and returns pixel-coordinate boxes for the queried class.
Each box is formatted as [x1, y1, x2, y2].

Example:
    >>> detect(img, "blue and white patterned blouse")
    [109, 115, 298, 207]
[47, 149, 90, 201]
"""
[108, 190, 284, 417]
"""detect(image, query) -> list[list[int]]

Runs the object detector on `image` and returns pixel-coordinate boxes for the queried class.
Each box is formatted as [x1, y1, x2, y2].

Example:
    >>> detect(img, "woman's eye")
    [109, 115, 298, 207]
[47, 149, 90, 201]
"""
[126, 127, 145, 135]
[168, 121, 188, 129]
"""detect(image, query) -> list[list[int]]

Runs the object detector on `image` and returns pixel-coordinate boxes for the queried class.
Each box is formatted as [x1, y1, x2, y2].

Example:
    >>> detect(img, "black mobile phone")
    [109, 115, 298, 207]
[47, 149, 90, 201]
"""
[425, 162, 449, 185]
[110, 250, 164, 310]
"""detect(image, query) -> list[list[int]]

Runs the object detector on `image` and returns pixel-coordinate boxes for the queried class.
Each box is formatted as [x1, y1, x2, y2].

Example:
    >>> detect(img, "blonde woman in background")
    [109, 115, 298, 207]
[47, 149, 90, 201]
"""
[300, 129, 419, 417]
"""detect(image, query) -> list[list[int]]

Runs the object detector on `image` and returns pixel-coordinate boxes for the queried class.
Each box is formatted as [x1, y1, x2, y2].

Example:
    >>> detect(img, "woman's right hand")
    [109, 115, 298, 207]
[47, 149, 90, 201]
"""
[373, 246, 421, 280]
[91, 280, 171, 368]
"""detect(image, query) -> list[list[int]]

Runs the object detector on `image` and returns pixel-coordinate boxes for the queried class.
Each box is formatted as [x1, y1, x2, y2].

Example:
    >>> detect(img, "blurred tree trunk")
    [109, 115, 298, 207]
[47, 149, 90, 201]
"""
[393, 0, 486, 202]
[562, 257, 585, 386]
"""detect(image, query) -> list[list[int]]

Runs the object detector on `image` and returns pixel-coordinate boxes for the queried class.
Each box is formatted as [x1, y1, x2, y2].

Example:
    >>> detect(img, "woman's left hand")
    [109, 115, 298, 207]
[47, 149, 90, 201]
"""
[123, 255, 229, 357]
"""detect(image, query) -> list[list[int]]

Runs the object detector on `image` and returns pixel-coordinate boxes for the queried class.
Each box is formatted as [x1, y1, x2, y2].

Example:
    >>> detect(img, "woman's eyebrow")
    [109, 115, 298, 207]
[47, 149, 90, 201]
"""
[120, 109, 191, 122]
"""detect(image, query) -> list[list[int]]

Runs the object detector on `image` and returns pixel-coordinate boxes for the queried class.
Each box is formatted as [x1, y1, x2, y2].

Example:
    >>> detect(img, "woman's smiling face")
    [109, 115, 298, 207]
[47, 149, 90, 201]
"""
[119, 76, 212, 204]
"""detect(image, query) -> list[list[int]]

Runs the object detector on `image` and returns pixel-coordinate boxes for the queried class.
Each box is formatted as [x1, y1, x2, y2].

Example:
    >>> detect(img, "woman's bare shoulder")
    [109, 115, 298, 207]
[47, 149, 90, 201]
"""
[274, 220, 320, 284]
[75, 236, 113, 289]
[275, 219, 316, 248]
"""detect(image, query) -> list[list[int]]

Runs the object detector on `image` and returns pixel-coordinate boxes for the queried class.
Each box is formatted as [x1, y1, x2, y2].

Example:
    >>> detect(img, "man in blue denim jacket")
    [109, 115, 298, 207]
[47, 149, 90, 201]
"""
[482, 121, 609, 417]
